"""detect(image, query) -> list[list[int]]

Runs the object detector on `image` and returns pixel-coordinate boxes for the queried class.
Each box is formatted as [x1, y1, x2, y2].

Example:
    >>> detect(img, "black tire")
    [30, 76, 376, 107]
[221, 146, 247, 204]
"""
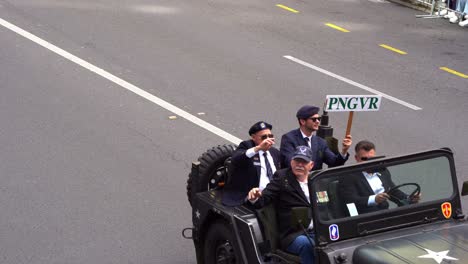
[187, 144, 236, 206]
[204, 221, 238, 264]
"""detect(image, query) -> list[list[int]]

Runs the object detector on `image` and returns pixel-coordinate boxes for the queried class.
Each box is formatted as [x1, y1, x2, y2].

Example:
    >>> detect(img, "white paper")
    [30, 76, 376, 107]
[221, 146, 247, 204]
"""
[347, 203, 359, 217]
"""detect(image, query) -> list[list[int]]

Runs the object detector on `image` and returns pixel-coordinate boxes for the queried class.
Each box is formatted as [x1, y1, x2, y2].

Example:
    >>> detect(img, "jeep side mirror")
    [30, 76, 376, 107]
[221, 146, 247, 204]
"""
[462, 181, 468, 196]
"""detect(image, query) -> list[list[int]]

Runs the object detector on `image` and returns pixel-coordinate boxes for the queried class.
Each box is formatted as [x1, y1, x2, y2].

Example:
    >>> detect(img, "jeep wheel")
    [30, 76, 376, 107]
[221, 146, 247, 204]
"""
[204, 221, 238, 264]
[186, 144, 236, 205]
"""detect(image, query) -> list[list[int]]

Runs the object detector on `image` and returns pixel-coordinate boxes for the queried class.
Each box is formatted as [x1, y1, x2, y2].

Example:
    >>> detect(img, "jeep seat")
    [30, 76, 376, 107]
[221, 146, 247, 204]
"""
[256, 204, 301, 263]
[327, 179, 349, 219]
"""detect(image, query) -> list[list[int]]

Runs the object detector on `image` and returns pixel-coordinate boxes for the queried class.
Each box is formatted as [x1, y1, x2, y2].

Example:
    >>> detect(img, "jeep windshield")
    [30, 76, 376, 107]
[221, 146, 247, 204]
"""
[310, 148, 460, 244]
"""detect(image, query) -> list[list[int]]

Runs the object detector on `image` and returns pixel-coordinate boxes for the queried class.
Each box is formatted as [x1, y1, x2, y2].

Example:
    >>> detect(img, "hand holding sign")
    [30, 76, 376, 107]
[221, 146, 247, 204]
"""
[342, 135, 352, 155]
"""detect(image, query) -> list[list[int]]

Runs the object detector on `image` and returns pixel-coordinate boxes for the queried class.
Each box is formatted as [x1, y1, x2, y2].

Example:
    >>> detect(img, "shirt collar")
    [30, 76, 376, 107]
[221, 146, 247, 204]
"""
[363, 171, 381, 178]
[296, 179, 308, 185]
[300, 129, 315, 140]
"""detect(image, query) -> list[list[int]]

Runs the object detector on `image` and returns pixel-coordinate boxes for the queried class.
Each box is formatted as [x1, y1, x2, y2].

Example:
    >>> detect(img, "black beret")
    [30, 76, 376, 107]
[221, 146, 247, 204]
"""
[249, 121, 272, 135]
[296, 105, 320, 119]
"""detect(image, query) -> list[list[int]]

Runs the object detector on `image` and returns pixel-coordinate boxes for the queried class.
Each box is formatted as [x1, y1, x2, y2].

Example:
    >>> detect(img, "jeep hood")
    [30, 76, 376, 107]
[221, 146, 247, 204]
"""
[353, 224, 468, 263]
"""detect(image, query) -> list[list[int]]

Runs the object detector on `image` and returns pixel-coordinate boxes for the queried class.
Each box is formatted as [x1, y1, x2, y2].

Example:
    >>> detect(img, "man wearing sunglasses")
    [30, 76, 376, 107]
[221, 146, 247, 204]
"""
[280, 105, 352, 170]
[340, 140, 420, 214]
[222, 121, 282, 206]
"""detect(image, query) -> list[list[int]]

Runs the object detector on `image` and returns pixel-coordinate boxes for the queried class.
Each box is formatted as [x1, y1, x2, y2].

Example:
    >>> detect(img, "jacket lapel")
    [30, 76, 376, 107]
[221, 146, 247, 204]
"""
[271, 150, 281, 170]
[294, 129, 307, 146]
[360, 172, 375, 194]
[311, 136, 318, 162]
[378, 169, 391, 191]
[295, 129, 316, 161]
[253, 153, 261, 181]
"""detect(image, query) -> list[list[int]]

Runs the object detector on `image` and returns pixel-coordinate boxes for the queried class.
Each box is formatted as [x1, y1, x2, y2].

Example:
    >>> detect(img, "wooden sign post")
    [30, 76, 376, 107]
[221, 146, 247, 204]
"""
[345, 111, 354, 136]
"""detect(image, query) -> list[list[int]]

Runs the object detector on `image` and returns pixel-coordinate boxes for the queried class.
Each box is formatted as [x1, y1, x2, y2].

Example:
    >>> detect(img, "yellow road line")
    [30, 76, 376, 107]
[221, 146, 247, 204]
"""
[379, 44, 407, 55]
[325, 23, 350, 33]
[440, 67, 468, 78]
[276, 4, 299, 13]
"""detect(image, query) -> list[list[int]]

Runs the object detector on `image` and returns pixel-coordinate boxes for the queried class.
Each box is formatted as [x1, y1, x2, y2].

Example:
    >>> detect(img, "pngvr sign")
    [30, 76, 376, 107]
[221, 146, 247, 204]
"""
[325, 95, 382, 112]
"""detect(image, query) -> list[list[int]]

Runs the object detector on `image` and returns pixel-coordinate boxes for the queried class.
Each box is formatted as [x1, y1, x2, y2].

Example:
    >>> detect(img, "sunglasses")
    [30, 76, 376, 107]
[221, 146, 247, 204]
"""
[360, 157, 369, 161]
[308, 117, 321, 122]
[260, 134, 274, 140]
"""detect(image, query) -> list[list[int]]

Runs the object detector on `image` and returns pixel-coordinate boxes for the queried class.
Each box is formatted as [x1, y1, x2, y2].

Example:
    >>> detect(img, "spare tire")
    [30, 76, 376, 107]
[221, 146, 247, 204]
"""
[187, 144, 236, 206]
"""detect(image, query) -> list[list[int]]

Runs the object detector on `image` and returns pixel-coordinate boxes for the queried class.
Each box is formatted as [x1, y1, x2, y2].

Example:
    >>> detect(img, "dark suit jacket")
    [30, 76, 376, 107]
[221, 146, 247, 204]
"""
[222, 140, 281, 206]
[340, 169, 406, 214]
[253, 168, 312, 250]
[280, 129, 348, 170]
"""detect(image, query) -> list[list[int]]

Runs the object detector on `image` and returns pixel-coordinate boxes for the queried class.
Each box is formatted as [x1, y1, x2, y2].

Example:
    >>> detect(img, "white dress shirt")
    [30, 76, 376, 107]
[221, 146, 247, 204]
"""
[300, 130, 313, 148]
[246, 148, 277, 190]
[299, 130, 347, 158]
[363, 172, 385, 206]
[298, 180, 314, 230]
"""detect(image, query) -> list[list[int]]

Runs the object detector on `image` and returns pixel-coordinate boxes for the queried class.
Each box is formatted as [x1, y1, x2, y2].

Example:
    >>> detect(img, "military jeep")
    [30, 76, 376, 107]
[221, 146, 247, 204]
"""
[183, 146, 468, 264]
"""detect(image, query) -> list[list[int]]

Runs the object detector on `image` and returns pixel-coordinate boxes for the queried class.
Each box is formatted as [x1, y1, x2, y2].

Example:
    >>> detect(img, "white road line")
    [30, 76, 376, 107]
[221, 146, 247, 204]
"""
[284, 55, 422, 110]
[0, 17, 242, 145]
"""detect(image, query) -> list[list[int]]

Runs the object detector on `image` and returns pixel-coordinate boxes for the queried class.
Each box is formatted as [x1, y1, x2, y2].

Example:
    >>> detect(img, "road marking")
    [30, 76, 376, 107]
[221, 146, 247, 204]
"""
[283, 55, 422, 110]
[440, 67, 468, 78]
[379, 44, 407, 55]
[0, 17, 242, 145]
[276, 4, 299, 13]
[325, 23, 350, 33]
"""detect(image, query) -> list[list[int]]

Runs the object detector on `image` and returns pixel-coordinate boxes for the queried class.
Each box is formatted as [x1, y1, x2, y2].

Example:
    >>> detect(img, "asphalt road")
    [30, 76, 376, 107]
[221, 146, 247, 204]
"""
[0, 0, 467, 263]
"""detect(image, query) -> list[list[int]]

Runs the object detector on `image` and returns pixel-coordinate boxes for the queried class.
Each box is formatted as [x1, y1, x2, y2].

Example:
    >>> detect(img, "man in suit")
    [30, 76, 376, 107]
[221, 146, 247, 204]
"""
[222, 121, 281, 206]
[280, 105, 352, 170]
[248, 146, 316, 264]
[340, 140, 420, 214]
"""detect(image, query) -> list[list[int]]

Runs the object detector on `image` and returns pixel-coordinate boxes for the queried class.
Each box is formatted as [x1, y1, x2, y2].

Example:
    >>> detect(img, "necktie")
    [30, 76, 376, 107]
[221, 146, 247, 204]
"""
[304, 137, 311, 148]
[263, 152, 273, 180]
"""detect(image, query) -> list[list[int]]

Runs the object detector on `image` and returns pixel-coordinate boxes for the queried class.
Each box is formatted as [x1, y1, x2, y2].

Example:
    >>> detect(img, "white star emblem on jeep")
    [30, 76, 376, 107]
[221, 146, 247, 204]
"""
[418, 248, 458, 264]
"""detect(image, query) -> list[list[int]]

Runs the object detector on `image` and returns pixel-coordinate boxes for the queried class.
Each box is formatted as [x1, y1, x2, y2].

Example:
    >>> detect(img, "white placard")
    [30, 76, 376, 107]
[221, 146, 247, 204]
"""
[325, 95, 382, 112]
[346, 203, 359, 217]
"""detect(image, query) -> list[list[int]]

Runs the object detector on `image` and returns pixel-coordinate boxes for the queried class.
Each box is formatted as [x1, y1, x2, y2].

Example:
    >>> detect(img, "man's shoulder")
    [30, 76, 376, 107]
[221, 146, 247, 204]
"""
[269, 147, 281, 155]
[274, 168, 297, 183]
[283, 128, 300, 136]
[275, 167, 290, 177]
[270, 168, 294, 188]
[341, 171, 364, 183]
[281, 129, 301, 142]
[313, 135, 327, 145]
[377, 168, 392, 179]
[238, 140, 255, 149]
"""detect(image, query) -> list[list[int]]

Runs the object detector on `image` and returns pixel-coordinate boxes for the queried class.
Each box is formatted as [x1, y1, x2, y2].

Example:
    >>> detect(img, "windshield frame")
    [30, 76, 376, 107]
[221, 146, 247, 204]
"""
[310, 148, 460, 245]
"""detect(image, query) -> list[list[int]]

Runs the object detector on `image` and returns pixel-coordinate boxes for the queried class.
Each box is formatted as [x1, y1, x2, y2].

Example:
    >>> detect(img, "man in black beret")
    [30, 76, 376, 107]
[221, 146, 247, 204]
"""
[280, 105, 352, 170]
[222, 121, 282, 206]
